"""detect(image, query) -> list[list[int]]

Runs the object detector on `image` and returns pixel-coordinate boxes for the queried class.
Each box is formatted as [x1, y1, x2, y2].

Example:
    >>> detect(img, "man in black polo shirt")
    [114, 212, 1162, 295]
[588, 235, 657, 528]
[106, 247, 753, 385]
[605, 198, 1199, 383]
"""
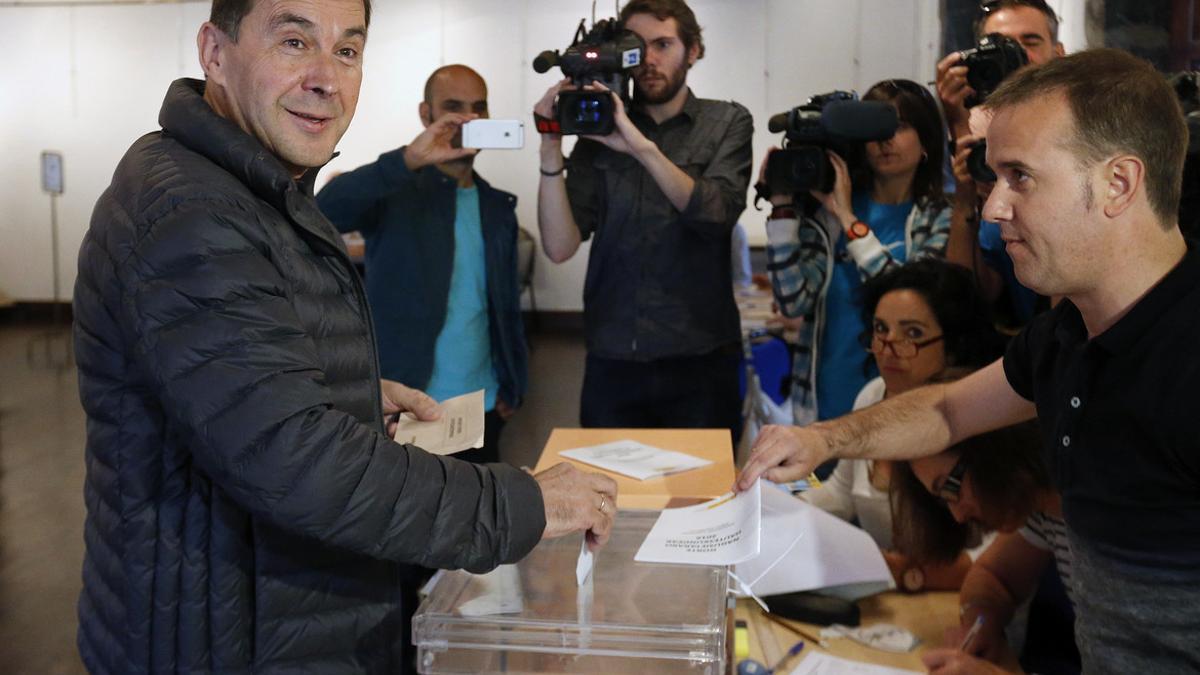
[533, 0, 753, 433]
[736, 49, 1199, 673]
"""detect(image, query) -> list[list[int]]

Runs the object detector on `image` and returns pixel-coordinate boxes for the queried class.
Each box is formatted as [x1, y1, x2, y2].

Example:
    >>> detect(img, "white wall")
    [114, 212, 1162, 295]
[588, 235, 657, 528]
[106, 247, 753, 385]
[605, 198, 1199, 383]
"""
[0, 0, 939, 310]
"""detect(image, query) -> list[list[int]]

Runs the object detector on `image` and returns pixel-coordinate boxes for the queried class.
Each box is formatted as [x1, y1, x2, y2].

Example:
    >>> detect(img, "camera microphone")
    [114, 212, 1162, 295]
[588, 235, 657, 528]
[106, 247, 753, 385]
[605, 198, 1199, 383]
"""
[533, 50, 560, 74]
[820, 100, 898, 142]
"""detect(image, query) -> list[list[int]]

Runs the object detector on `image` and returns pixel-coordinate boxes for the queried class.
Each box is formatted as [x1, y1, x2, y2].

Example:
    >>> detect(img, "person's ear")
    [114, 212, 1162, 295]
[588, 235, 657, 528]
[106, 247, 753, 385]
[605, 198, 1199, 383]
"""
[197, 22, 231, 87]
[419, 102, 432, 129]
[1054, 42, 1065, 58]
[686, 41, 701, 68]
[1101, 155, 1143, 220]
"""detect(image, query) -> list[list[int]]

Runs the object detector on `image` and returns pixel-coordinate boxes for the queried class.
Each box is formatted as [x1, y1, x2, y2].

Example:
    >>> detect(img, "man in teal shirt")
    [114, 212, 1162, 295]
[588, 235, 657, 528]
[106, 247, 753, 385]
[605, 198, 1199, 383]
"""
[319, 65, 527, 465]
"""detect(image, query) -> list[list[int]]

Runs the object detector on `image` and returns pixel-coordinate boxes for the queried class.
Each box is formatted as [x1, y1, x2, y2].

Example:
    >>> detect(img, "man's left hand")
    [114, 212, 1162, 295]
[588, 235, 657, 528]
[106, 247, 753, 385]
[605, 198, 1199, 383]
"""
[381, 379, 442, 436]
[580, 83, 653, 157]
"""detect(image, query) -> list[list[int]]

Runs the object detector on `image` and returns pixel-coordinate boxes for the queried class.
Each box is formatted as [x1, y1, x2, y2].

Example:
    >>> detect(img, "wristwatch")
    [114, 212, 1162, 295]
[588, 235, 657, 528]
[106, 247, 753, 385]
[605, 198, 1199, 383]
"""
[901, 566, 925, 593]
[846, 220, 871, 241]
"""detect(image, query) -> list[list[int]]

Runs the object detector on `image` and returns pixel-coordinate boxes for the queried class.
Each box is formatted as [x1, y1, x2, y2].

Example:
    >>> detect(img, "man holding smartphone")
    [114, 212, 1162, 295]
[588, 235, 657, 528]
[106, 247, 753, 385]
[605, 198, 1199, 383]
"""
[319, 64, 526, 465]
[534, 0, 753, 434]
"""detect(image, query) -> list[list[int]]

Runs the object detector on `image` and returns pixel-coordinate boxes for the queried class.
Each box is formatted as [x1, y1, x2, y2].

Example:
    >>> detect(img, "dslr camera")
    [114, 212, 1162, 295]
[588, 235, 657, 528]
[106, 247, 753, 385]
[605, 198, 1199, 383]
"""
[533, 17, 645, 135]
[765, 91, 898, 197]
[958, 33, 1029, 182]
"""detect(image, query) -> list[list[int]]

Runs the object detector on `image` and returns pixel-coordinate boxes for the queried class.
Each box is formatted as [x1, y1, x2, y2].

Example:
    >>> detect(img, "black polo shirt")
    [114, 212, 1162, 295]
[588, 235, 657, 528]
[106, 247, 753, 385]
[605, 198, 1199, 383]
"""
[1004, 243, 1200, 569]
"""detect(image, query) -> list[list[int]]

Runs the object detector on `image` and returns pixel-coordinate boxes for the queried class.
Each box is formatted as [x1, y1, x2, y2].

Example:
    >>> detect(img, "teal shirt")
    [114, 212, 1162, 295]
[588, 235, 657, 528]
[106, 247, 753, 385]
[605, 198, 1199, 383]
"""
[425, 187, 500, 410]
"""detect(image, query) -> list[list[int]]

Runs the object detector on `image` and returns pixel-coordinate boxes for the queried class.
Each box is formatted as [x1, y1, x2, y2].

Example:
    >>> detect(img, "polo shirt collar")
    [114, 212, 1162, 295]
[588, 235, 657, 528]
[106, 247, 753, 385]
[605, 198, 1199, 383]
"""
[1089, 241, 1200, 355]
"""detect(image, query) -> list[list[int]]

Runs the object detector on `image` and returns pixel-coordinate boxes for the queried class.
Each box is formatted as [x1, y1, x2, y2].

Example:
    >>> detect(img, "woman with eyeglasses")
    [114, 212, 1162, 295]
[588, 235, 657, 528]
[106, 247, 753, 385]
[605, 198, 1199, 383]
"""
[894, 423, 1075, 675]
[803, 259, 1004, 591]
[762, 79, 955, 430]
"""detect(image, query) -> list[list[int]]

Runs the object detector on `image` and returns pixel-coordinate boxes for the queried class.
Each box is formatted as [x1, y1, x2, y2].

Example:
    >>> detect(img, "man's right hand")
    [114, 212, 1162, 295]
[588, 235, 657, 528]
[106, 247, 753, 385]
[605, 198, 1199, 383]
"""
[535, 462, 618, 551]
[534, 79, 573, 145]
[937, 51, 974, 139]
[403, 113, 477, 171]
[943, 611, 1009, 663]
[734, 424, 831, 491]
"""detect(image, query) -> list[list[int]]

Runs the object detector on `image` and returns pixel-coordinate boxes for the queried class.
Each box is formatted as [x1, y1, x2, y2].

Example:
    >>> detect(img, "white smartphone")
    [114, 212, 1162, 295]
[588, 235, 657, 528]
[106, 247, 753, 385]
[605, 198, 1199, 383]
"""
[462, 119, 525, 150]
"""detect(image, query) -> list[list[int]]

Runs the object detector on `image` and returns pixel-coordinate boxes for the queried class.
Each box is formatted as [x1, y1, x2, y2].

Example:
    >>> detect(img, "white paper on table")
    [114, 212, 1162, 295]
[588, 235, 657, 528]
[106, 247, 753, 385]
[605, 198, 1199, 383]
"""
[634, 480, 761, 565]
[458, 564, 523, 617]
[576, 537, 595, 586]
[559, 440, 712, 481]
[734, 484, 894, 601]
[392, 389, 485, 456]
[787, 651, 921, 675]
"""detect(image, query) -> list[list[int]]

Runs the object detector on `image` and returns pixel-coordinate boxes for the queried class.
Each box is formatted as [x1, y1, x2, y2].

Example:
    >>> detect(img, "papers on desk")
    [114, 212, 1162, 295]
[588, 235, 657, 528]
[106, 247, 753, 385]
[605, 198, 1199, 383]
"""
[392, 389, 485, 456]
[560, 440, 713, 480]
[787, 651, 921, 675]
[634, 480, 761, 565]
[734, 485, 895, 601]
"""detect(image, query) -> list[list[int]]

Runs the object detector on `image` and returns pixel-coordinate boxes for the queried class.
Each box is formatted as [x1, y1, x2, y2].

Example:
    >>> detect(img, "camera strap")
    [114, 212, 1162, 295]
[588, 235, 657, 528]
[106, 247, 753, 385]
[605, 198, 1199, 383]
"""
[533, 112, 561, 135]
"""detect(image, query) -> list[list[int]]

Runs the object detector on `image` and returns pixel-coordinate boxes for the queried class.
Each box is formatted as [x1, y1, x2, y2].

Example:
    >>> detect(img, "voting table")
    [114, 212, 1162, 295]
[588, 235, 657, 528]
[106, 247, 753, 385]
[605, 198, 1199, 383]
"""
[414, 428, 993, 674]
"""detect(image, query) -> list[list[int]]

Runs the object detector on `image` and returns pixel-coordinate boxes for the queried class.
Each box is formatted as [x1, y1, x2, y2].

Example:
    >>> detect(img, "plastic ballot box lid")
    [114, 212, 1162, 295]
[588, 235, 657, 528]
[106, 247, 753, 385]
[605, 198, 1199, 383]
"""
[534, 428, 736, 510]
[413, 509, 729, 674]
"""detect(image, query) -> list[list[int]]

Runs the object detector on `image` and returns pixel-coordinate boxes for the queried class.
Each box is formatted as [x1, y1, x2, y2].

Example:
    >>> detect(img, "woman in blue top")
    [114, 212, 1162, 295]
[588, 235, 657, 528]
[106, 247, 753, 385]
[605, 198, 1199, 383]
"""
[763, 79, 952, 426]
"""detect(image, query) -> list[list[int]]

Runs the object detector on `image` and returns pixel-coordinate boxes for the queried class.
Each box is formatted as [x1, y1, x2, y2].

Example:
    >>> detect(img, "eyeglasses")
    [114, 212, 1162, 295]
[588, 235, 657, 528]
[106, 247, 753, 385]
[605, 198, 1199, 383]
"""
[868, 334, 944, 359]
[935, 455, 968, 505]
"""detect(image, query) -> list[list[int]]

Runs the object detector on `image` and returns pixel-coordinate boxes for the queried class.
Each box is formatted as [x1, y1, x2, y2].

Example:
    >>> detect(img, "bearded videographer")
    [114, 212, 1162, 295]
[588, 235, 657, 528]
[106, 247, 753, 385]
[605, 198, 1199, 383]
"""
[533, 0, 753, 436]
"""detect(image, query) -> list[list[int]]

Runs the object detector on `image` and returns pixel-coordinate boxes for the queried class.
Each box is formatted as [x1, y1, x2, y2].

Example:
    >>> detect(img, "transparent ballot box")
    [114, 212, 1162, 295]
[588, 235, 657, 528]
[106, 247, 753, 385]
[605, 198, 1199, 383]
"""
[412, 509, 729, 674]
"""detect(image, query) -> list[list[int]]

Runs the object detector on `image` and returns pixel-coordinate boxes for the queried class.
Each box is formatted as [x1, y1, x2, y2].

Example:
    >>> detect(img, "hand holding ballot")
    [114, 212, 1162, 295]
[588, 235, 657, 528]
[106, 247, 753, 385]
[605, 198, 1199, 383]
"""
[735, 424, 832, 492]
[535, 462, 619, 553]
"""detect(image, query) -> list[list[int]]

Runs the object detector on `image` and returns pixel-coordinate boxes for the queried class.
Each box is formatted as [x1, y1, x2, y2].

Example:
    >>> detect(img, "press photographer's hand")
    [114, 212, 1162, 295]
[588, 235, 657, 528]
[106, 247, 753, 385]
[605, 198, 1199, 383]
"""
[403, 114, 477, 171]
[734, 424, 831, 491]
[809, 150, 856, 229]
[757, 147, 794, 207]
[581, 82, 653, 156]
[535, 78, 573, 140]
[937, 51, 974, 138]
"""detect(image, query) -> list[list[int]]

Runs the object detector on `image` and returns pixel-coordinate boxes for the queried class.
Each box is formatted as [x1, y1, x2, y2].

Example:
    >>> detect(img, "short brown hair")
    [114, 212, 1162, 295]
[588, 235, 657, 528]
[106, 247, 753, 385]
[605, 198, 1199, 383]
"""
[974, 0, 1059, 43]
[211, 0, 373, 41]
[619, 0, 705, 60]
[987, 48, 1187, 227]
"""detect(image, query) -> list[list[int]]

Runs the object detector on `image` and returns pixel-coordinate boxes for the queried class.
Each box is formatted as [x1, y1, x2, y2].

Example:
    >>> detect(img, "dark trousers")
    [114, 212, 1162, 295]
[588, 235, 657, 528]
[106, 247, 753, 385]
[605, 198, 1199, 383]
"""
[580, 346, 742, 439]
[399, 408, 507, 669]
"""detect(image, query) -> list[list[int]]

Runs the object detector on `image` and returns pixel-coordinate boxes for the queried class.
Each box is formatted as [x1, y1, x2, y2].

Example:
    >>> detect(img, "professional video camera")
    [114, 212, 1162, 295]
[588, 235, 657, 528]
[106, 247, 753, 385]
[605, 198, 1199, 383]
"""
[532, 16, 645, 135]
[765, 91, 899, 197]
[957, 34, 1028, 183]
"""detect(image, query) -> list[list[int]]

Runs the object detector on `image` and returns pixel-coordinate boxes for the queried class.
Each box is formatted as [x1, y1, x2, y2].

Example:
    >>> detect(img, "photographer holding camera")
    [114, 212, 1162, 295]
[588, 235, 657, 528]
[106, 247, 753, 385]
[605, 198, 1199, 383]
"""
[940, 0, 1065, 325]
[534, 0, 753, 432]
[762, 80, 951, 427]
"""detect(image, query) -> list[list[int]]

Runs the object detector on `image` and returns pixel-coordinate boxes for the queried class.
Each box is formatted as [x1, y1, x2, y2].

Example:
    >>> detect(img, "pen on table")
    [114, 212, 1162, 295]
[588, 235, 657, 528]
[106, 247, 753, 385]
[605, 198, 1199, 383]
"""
[958, 614, 985, 653]
[768, 640, 805, 673]
[759, 608, 824, 646]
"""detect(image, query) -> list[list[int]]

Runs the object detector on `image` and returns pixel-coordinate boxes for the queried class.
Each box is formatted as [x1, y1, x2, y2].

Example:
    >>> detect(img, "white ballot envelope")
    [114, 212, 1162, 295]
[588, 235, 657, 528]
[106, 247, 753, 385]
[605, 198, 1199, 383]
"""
[634, 480, 761, 565]
[560, 440, 712, 480]
[392, 389, 485, 456]
[735, 485, 895, 601]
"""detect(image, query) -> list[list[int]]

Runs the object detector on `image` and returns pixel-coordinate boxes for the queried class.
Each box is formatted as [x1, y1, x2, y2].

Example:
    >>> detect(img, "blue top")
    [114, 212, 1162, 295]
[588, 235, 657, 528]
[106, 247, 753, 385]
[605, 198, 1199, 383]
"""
[426, 188, 500, 410]
[817, 193, 911, 420]
[979, 219, 1038, 322]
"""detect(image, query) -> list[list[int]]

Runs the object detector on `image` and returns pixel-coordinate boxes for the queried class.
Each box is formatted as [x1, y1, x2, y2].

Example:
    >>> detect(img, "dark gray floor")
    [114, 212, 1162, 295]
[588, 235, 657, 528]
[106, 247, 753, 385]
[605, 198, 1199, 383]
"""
[0, 321, 584, 673]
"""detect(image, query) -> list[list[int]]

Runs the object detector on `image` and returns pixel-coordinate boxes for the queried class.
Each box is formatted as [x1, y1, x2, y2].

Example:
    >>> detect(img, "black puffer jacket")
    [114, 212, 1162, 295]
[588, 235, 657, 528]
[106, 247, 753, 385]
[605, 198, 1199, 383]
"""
[73, 78, 545, 674]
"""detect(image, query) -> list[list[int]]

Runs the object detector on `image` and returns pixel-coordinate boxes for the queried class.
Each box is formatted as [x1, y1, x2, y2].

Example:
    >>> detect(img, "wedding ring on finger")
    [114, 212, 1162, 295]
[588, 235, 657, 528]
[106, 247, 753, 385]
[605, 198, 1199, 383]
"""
[598, 496, 608, 514]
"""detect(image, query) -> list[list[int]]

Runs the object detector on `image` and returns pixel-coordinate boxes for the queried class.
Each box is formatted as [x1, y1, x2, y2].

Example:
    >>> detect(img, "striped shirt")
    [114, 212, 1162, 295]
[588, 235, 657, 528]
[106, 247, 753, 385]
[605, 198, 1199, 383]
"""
[1019, 511, 1074, 605]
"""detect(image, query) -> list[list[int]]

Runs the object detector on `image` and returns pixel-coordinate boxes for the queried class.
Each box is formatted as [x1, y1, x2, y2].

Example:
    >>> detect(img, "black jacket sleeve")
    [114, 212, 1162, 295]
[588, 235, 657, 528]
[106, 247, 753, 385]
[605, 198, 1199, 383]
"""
[316, 147, 417, 237]
[121, 197, 544, 572]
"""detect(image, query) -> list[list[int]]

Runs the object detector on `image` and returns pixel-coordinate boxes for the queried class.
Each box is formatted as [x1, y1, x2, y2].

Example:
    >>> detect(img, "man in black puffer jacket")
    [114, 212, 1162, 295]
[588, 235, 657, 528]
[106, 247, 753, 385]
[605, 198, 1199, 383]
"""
[73, 1, 618, 672]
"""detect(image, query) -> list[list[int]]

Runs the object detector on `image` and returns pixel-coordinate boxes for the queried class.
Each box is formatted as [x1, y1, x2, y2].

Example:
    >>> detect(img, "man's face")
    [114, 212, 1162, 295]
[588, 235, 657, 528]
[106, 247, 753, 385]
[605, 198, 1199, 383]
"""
[982, 5, 1063, 65]
[421, 69, 488, 158]
[209, 0, 366, 176]
[624, 13, 697, 105]
[982, 93, 1104, 297]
